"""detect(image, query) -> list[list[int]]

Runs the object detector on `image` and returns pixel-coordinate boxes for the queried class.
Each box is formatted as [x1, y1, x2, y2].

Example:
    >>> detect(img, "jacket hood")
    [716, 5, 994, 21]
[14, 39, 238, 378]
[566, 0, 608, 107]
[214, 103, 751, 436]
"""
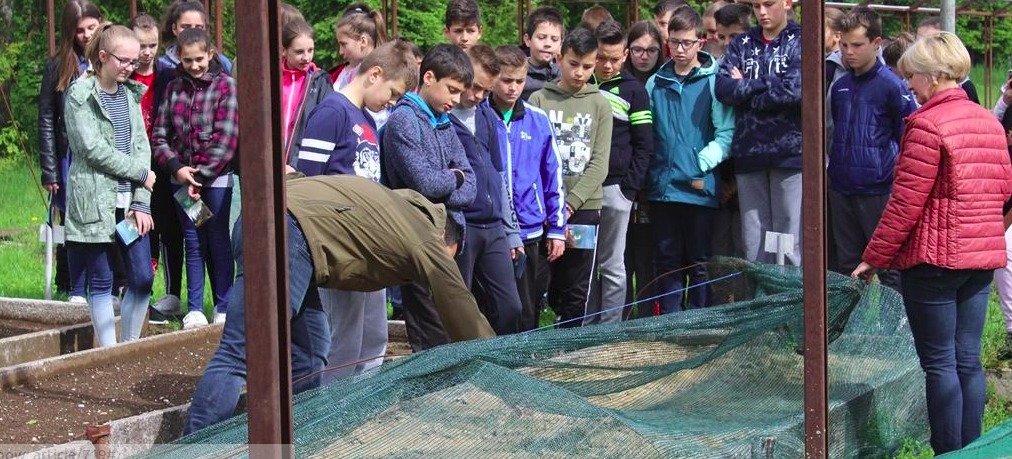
[541, 81, 601, 98]
[68, 75, 148, 105]
[527, 59, 559, 80]
[175, 58, 227, 83]
[400, 92, 451, 129]
[592, 69, 639, 87]
[745, 21, 801, 45]
[653, 51, 718, 83]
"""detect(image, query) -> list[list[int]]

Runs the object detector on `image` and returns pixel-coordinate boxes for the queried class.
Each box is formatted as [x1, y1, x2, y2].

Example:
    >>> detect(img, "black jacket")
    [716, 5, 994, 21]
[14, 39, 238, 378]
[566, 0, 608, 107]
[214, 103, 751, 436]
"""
[38, 57, 70, 185]
[593, 70, 654, 200]
[284, 69, 335, 168]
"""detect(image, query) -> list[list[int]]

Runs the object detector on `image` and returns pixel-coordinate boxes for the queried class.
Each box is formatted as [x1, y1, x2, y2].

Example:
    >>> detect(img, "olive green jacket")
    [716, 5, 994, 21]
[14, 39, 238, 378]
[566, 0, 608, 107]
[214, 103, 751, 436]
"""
[287, 175, 496, 342]
[64, 77, 152, 243]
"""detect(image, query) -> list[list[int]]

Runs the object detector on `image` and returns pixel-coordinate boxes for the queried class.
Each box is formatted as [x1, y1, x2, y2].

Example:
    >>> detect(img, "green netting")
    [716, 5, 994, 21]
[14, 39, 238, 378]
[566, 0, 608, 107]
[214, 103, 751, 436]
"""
[939, 419, 1012, 458]
[138, 258, 932, 458]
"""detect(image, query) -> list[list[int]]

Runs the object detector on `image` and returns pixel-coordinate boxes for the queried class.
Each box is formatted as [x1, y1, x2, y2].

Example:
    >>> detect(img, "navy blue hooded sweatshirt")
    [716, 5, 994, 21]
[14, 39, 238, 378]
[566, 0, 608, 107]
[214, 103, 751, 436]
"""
[451, 101, 522, 248]
[715, 22, 802, 174]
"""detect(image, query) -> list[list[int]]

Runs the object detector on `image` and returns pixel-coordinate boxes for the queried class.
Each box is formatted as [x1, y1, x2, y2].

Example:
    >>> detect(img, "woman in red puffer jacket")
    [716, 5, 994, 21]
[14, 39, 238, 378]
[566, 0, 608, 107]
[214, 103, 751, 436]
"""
[853, 32, 1012, 455]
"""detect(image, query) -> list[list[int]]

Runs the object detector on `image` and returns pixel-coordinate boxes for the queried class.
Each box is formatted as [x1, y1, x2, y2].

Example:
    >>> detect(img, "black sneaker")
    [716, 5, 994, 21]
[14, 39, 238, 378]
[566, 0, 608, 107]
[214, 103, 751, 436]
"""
[148, 306, 180, 325]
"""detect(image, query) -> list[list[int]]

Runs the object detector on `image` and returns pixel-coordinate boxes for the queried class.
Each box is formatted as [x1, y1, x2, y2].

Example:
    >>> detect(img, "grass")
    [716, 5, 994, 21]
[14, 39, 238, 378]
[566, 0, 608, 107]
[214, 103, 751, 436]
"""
[969, 63, 1003, 111]
[0, 157, 223, 319]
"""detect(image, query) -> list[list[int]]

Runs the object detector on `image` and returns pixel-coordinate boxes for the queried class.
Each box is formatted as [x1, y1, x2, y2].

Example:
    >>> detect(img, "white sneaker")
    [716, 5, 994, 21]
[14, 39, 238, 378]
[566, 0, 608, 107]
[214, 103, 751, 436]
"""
[68, 296, 87, 304]
[182, 311, 209, 330]
[213, 312, 227, 324]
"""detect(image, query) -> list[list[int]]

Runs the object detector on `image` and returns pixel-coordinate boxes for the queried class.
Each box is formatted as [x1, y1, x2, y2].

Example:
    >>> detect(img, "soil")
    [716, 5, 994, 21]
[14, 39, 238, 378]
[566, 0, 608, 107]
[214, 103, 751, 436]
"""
[0, 333, 219, 446]
[0, 319, 55, 339]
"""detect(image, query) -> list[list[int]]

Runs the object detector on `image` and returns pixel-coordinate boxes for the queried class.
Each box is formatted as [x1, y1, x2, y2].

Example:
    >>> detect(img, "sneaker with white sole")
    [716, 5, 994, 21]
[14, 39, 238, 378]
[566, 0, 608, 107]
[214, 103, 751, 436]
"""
[182, 311, 209, 330]
[68, 296, 87, 304]
[213, 312, 227, 324]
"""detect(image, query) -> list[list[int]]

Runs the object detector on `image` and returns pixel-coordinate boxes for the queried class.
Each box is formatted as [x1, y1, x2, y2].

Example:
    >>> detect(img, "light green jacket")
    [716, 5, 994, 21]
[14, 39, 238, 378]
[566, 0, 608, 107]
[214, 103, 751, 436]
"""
[64, 77, 151, 243]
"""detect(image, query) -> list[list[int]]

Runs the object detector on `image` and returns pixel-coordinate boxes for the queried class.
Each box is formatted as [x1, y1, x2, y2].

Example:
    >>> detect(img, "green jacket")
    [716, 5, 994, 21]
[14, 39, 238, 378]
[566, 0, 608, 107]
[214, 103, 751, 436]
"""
[64, 77, 152, 243]
[287, 175, 496, 342]
[528, 82, 612, 211]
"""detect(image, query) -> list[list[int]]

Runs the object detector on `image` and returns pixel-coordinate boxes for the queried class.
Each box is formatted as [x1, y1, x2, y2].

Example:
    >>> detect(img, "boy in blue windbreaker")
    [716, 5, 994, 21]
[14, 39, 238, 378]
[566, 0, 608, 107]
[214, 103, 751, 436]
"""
[491, 45, 567, 332]
[715, 0, 802, 265]
[647, 7, 734, 313]
[381, 44, 477, 351]
[828, 8, 915, 292]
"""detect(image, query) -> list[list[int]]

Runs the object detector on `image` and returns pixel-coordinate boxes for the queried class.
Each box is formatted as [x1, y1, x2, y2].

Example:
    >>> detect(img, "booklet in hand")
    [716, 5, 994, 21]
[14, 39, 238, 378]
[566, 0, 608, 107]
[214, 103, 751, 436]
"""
[565, 224, 598, 250]
[173, 187, 214, 228]
[115, 216, 141, 246]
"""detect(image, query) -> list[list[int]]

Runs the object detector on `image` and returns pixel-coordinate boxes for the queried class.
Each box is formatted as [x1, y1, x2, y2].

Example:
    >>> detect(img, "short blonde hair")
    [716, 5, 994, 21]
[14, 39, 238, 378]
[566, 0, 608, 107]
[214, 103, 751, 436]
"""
[897, 31, 971, 82]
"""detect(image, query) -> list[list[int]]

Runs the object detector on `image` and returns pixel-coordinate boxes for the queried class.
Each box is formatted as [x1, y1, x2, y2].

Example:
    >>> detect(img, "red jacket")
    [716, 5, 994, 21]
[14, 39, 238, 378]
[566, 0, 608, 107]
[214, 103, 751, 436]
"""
[864, 88, 1012, 271]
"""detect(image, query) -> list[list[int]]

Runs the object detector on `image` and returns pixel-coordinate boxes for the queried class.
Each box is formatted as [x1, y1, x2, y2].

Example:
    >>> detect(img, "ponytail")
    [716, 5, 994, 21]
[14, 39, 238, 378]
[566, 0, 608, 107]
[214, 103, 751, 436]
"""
[86, 24, 137, 73]
[336, 7, 387, 48]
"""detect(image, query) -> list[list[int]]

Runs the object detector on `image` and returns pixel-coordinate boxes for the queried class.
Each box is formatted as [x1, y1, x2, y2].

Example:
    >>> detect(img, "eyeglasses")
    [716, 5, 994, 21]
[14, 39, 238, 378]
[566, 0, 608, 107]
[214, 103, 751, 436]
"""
[629, 46, 660, 57]
[667, 38, 703, 50]
[108, 52, 140, 69]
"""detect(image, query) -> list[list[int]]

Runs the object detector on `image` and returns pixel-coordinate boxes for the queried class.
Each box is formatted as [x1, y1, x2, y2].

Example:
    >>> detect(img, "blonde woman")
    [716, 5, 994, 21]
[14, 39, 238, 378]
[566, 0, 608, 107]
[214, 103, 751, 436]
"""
[853, 33, 1012, 454]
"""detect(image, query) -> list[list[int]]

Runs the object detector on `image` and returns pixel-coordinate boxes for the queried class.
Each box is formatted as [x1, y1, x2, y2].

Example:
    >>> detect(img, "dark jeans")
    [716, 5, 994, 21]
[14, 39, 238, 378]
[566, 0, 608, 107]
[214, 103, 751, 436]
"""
[151, 167, 184, 297]
[901, 264, 991, 454]
[401, 282, 449, 351]
[549, 209, 600, 328]
[650, 202, 714, 314]
[65, 210, 153, 346]
[516, 239, 547, 331]
[172, 184, 234, 313]
[829, 190, 900, 291]
[455, 224, 522, 335]
[625, 208, 656, 319]
[185, 215, 330, 434]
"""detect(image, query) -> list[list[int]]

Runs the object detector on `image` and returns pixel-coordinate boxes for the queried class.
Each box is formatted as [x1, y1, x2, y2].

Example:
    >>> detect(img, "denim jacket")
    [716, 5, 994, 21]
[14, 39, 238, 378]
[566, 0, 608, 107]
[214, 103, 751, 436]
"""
[64, 76, 151, 243]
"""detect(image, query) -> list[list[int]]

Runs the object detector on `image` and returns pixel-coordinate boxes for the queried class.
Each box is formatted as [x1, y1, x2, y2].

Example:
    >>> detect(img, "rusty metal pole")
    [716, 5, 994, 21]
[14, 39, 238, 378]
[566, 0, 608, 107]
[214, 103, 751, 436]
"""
[987, 14, 995, 107]
[215, 0, 224, 53]
[801, 1, 828, 458]
[391, 0, 399, 38]
[235, 0, 293, 455]
[381, 0, 389, 39]
[517, 1, 524, 45]
[632, 0, 640, 22]
[130, 0, 138, 18]
[47, 0, 56, 57]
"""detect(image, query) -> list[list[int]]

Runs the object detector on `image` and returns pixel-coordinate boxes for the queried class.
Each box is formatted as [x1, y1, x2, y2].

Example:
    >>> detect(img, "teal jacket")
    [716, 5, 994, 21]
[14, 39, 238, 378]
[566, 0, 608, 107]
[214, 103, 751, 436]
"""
[645, 52, 734, 208]
[64, 77, 152, 243]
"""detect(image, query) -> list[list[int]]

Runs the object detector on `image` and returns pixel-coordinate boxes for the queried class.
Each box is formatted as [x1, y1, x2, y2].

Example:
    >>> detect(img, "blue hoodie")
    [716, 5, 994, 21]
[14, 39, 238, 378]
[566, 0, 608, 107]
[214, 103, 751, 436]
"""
[380, 92, 476, 228]
[829, 60, 917, 196]
[451, 101, 522, 248]
[492, 100, 566, 242]
[715, 22, 802, 173]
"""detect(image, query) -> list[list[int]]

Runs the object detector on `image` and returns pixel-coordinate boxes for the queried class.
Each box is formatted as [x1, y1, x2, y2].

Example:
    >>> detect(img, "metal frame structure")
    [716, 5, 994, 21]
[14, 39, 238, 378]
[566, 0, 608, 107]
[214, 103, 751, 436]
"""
[32, 1, 1001, 457]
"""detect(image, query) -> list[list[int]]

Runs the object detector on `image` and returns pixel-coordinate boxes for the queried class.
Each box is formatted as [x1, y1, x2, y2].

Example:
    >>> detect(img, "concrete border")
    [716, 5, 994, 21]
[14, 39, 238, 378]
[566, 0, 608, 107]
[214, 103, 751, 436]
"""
[0, 322, 94, 367]
[0, 324, 224, 390]
[0, 297, 91, 325]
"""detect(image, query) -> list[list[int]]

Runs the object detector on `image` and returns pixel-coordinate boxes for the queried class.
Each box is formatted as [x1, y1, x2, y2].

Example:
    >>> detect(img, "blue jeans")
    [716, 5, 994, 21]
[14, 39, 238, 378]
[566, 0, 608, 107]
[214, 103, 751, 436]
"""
[184, 215, 331, 434]
[901, 264, 991, 454]
[66, 211, 153, 346]
[650, 202, 714, 314]
[172, 184, 234, 313]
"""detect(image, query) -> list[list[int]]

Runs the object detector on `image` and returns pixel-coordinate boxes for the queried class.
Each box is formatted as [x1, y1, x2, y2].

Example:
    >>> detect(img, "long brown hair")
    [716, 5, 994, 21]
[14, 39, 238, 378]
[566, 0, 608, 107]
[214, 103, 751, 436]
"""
[56, 0, 103, 91]
[336, 6, 387, 48]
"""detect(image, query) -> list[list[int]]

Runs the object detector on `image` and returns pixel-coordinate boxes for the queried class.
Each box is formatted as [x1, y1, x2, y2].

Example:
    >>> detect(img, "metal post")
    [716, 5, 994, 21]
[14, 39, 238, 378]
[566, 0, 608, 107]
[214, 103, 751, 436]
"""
[632, 0, 640, 22]
[381, 0, 389, 39]
[215, 0, 223, 52]
[987, 14, 995, 107]
[391, 0, 399, 38]
[130, 0, 137, 18]
[801, 1, 828, 458]
[235, 0, 293, 456]
[46, 0, 55, 57]
[941, 0, 956, 32]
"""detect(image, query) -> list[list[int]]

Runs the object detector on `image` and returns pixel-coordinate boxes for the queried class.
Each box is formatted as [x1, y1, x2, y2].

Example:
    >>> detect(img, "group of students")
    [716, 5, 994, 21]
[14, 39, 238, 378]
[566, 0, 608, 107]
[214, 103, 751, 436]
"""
[36, 0, 1012, 447]
[40, 0, 237, 346]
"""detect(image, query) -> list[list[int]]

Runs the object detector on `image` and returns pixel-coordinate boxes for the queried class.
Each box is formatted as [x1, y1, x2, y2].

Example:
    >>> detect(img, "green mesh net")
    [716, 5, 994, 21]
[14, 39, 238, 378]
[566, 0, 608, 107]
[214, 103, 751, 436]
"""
[138, 258, 940, 458]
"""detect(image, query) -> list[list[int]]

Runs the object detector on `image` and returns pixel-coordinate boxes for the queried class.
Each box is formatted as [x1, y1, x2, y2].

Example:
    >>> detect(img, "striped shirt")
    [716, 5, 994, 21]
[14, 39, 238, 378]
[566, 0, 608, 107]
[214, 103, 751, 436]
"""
[98, 85, 149, 214]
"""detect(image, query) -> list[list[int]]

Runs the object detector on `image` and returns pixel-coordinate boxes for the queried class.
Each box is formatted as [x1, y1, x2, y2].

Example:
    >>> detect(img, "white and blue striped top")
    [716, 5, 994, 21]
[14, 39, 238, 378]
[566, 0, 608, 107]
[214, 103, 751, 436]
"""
[98, 85, 149, 215]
